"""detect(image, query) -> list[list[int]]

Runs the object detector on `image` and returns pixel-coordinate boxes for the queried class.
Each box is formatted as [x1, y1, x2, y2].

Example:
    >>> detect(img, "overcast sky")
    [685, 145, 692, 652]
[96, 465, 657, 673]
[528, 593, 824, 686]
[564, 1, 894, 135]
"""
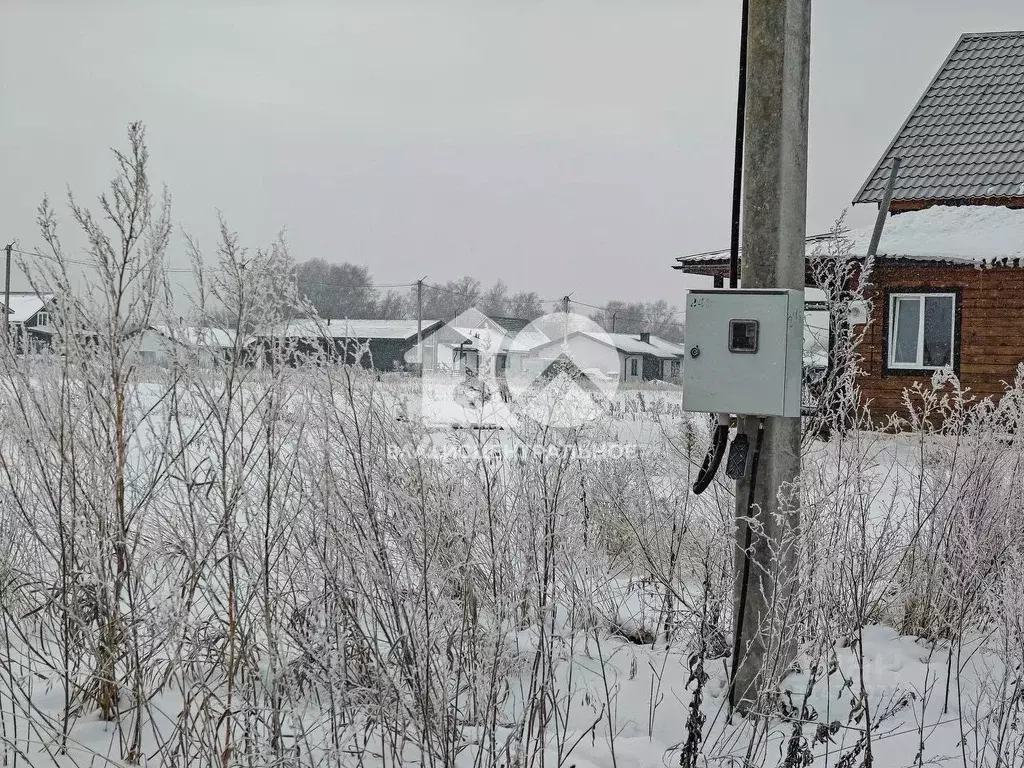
[2, 1, 1021, 310]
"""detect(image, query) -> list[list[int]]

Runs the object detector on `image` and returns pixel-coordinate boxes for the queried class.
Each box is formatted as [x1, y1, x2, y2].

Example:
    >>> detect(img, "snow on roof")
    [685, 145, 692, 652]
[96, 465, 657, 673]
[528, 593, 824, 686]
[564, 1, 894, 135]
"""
[5, 292, 54, 323]
[436, 322, 551, 354]
[153, 326, 236, 348]
[844, 205, 1024, 265]
[645, 335, 686, 356]
[579, 332, 681, 358]
[677, 233, 836, 266]
[678, 206, 1024, 269]
[506, 326, 551, 353]
[263, 319, 439, 340]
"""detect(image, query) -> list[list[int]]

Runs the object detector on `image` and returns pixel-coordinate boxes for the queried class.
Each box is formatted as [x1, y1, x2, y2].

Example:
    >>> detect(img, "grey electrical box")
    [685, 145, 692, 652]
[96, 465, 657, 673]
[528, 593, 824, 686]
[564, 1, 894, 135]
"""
[682, 289, 804, 417]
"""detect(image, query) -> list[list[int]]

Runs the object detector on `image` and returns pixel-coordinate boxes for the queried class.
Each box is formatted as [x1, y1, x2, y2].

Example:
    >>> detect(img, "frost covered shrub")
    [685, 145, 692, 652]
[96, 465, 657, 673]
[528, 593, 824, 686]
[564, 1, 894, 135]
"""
[892, 368, 1024, 639]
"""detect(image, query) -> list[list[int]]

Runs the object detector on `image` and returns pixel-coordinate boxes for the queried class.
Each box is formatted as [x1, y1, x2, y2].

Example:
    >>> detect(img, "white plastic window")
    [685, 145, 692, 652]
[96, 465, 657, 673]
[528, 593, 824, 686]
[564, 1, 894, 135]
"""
[888, 293, 955, 369]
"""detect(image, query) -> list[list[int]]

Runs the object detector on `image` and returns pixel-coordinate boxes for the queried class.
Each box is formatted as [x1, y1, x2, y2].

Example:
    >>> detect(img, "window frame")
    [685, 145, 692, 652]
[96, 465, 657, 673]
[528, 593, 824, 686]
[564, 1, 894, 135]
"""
[882, 287, 962, 376]
[628, 356, 639, 377]
[35, 311, 50, 327]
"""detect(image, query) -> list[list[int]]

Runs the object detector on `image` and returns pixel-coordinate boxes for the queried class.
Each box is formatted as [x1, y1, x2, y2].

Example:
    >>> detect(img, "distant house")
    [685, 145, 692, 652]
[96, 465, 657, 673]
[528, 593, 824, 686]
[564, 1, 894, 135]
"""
[4, 292, 57, 352]
[254, 318, 445, 370]
[528, 331, 685, 383]
[674, 31, 1024, 421]
[136, 326, 237, 367]
[408, 309, 550, 375]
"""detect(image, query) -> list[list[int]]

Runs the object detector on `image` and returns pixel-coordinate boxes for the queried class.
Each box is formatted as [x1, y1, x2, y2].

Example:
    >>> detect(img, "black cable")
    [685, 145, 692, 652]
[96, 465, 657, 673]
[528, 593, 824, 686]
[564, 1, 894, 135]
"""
[728, 416, 765, 714]
[729, 0, 750, 289]
[692, 418, 730, 495]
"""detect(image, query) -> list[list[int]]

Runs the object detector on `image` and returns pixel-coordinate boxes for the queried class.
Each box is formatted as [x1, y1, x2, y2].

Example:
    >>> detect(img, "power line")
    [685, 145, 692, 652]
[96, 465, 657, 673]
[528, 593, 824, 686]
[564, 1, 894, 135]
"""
[7, 247, 688, 326]
[8, 248, 415, 292]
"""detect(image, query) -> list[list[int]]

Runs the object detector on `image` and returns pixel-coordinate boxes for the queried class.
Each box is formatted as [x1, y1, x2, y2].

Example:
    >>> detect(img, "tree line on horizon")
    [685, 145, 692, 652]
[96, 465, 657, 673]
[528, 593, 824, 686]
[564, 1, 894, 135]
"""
[295, 258, 685, 343]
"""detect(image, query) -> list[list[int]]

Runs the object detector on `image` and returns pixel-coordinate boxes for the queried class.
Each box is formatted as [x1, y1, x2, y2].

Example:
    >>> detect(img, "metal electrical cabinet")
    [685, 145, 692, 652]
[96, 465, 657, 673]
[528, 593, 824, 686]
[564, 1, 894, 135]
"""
[682, 289, 804, 418]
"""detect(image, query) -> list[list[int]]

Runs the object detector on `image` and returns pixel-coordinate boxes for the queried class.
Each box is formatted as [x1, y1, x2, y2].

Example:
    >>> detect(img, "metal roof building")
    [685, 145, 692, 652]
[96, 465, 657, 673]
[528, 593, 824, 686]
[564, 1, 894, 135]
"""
[854, 31, 1024, 206]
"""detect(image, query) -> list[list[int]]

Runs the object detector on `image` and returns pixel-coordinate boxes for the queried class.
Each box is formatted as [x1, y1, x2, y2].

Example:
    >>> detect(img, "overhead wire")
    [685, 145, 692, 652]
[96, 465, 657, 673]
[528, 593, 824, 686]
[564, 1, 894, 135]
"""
[8, 247, 416, 292]
[6, 248, 686, 330]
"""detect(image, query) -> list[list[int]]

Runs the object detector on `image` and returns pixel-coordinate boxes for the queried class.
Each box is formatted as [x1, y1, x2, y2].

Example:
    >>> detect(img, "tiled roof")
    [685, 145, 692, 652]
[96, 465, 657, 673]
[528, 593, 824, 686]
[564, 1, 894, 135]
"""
[488, 316, 533, 334]
[854, 31, 1024, 204]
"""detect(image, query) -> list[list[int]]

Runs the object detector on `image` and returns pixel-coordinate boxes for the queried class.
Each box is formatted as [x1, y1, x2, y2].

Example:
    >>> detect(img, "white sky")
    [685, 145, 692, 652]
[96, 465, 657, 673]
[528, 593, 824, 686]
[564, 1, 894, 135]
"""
[2, 1, 1021, 309]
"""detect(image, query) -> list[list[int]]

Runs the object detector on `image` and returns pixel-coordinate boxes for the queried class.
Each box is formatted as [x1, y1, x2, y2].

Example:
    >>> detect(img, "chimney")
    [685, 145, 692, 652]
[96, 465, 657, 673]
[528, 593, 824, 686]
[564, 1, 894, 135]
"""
[639, 332, 651, 344]
[327, 318, 331, 327]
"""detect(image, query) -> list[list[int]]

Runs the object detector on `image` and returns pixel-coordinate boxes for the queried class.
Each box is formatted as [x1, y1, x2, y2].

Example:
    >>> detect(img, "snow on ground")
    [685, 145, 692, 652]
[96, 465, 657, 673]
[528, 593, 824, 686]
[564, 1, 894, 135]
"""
[0, 369, 1019, 767]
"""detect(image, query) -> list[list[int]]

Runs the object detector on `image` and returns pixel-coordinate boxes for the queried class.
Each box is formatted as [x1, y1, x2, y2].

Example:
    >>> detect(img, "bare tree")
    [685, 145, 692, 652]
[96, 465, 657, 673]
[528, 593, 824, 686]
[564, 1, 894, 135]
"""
[296, 259, 383, 319]
[0, 121, 179, 763]
[591, 299, 685, 342]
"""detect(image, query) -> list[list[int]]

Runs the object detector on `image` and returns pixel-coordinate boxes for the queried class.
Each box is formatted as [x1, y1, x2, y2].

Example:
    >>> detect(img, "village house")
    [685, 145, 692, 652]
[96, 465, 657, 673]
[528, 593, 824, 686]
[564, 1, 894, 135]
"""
[528, 331, 685, 383]
[3, 291, 57, 353]
[136, 325, 238, 367]
[406, 309, 550, 376]
[253, 318, 445, 370]
[675, 30, 1024, 420]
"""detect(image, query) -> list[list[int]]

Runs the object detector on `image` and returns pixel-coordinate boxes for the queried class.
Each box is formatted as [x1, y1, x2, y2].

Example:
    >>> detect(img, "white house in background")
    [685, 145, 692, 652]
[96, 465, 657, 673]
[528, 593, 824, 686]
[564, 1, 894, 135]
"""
[643, 334, 688, 379]
[406, 309, 551, 375]
[136, 325, 237, 366]
[528, 331, 685, 383]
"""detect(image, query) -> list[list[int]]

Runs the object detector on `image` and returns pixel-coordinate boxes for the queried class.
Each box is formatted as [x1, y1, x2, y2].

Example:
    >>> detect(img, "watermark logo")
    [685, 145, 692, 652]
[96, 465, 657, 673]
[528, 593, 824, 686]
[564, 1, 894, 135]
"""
[396, 440, 643, 464]
[417, 308, 621, 429]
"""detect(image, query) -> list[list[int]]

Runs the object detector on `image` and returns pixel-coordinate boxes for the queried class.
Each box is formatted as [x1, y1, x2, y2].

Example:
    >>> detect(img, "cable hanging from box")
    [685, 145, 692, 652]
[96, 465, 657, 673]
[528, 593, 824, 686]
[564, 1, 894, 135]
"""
[692, 413, 731, 495]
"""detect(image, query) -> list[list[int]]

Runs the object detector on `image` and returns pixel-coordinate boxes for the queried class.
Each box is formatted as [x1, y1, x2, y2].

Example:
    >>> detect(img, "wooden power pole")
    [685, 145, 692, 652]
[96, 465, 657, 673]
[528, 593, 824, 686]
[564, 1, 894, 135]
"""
[730, 0, 811, 714]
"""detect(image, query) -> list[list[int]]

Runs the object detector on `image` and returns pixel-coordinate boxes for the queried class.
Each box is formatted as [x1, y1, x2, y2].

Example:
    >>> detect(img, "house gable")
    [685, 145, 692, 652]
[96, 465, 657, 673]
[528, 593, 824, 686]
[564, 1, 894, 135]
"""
[854, 31, 1024, 208]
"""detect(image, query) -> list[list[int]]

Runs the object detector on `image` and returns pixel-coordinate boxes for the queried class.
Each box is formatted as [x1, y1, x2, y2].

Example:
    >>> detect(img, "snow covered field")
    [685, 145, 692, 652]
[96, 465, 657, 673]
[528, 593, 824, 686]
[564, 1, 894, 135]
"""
[0, 360, 1022, 768]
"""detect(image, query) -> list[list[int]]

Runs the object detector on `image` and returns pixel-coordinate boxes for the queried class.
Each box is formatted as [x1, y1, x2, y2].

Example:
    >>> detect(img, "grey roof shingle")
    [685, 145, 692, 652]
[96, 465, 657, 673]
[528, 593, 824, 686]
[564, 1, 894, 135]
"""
[854, 31, 1024, 204]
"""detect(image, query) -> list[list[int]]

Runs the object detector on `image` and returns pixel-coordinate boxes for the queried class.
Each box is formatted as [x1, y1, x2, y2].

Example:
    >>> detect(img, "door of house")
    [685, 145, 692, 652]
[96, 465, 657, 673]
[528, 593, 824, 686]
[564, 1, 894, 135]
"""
[626, 355, 641, 380]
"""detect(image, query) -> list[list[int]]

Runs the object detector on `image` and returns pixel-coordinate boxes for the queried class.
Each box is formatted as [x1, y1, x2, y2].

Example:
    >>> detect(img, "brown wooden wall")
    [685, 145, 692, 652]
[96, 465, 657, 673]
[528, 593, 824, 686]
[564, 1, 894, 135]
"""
[860, 264, 1024, 418]
[889, 196, 1024, 213]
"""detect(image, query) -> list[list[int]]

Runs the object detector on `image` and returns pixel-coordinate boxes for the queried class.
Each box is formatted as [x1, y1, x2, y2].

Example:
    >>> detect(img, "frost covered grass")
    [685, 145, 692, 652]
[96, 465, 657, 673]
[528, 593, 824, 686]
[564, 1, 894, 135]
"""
[3, 359, 1024, 768]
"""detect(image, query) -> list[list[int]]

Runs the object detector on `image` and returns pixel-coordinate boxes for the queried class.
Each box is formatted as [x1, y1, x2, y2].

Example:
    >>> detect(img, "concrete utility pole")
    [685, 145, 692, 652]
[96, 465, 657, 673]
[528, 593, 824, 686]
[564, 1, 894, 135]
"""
[3, 243, 12, 345]
[730, 0, 811, 714]
[416, 278, 425, 375]
[562, 295, 570, 345]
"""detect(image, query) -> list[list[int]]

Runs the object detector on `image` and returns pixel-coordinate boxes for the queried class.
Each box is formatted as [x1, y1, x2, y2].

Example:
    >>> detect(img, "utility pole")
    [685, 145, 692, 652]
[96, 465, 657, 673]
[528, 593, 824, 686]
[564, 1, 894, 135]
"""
[611, 310, 617, 333]
[3, 243, 12, 345]
[416, 277, 425, 375]
[730, 0, 811, 715]
[561, 295, 570, 345]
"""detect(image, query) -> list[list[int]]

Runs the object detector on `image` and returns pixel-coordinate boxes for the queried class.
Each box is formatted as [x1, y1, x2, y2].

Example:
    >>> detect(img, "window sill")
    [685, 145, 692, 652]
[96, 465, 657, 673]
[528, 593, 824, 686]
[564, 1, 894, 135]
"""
[884, 365, 954, 377]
